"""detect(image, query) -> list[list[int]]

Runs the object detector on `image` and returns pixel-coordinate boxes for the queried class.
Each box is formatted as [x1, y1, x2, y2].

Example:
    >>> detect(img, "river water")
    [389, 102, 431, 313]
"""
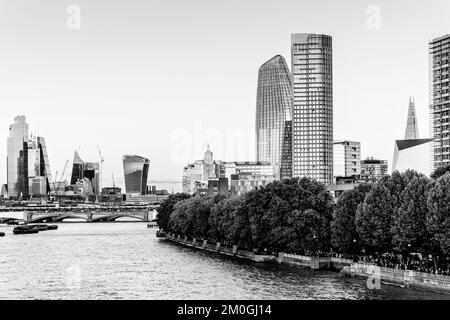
[0, 222, 449, 300]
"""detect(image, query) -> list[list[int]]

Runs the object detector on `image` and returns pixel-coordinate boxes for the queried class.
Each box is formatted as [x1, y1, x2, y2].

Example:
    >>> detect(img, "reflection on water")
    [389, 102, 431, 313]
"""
[0, 222, 449, 300]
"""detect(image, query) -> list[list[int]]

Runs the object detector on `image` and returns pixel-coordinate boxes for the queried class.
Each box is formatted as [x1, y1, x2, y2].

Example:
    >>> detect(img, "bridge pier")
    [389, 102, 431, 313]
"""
[26, 212, 33, 223]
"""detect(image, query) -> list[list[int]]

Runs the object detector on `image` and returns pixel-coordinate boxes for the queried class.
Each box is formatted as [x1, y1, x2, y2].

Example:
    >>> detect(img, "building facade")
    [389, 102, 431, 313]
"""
[123, 155, 150, 196]
[230, 173, 276, 197]
[207, 178, 229, 197]
[256, 55, 293, 179]
[291, 33, 333, 185]
[6, 116, 52, 198]
[361, 158, 389, 182]
[70, 151, 101, 196]
[182, 147, 223, 195]
[333, 141, 361, 179]
[182, 147, 277, 195]
[429, 35, 450, 171]
[7, 116, 29, 198]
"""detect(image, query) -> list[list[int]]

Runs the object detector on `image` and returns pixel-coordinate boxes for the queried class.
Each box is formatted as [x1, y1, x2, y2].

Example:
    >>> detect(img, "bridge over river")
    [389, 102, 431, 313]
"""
[0, 205, 159, 223]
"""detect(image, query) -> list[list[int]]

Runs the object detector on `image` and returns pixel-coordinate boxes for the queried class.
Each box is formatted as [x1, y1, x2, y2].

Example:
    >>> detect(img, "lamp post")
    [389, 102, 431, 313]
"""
[353, 239, 357, 262]
[313, 234, 318, 257]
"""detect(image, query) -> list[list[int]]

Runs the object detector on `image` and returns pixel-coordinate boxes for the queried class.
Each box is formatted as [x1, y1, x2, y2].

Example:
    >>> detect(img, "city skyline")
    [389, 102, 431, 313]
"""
[1, 0, 450, 192]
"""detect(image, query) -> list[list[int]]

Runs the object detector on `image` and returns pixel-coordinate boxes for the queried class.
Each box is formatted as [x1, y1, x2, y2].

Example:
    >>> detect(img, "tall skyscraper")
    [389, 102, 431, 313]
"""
[7, 116, 29, 198]
[405, 97, 419, 140]
[256, 55, 293, 179]
[429, 35, 450, 171]
[37, 137, 53, 194]
[123, 155, 150, 195]
[392, 98, 433, 176]
[70, 151, 100, 195]
[7, 116, 52, 198]
[291, 33, 333, 185]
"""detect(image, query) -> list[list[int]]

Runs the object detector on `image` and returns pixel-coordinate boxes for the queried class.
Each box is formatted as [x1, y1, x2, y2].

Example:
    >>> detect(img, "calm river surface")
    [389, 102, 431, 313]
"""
[1, 222, 449, 300]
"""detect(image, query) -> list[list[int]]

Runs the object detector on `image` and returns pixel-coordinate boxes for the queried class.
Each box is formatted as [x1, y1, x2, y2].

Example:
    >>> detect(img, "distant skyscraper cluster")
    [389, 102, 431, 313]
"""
[2, 115, 154, 201]
[70, 151, 101, 197]
[6, 116, 52, 199]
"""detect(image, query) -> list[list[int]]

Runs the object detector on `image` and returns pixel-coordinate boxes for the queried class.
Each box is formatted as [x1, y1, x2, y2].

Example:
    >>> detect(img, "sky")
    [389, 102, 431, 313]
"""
[0, 0, 449, 193]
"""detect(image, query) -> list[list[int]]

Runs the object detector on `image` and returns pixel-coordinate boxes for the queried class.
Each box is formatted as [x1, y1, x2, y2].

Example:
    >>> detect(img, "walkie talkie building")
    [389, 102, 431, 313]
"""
[123, 155, 150, 195]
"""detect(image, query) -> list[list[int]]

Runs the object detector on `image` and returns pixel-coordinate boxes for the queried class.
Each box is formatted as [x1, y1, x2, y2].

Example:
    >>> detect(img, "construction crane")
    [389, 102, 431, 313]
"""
[57, 160, 69, 194]
[97, 145, 105, 191]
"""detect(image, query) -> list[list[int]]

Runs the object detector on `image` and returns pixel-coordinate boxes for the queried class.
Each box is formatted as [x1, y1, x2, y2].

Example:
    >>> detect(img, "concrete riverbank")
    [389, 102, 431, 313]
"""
[164, 234, 450, 294]
[164, 233, 352, 270]
[341, 263, 450, 294]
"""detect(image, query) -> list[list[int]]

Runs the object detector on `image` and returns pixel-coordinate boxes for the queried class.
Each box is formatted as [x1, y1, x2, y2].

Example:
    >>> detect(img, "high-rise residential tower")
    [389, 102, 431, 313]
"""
[123, 155, 150, 195]
[7, 116, 29, 198]
[256, 55, 293, 179]
[291, 33, 333, 185]
[429, 35, 450, 171]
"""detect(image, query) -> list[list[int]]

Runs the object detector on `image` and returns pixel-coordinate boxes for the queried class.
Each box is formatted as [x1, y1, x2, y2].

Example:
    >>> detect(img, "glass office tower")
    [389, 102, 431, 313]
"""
[256, 55, 293, 179]
[70, 151, 100, 195]
[37, 137, 53, 194]
[7, 116, 29, 198]
[123, 155, 150, 195]
[429, 35, 450, 171]
[291, 33, 333, 185]
[405, 97, 419, 140]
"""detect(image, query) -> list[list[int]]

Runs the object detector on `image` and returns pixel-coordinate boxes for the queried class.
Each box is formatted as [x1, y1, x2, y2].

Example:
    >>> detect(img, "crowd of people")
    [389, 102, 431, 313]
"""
[357, 254, 450, 276]
[289, 251, 450, 276]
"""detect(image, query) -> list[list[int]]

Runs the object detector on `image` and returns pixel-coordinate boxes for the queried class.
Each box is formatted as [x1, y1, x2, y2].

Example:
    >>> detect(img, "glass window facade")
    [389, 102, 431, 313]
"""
[256, 55, 293, 179]
[429, 35, 450, 170]
[291, 34, 333, 185]
[333, 141, 361, 179]
[7, 116, 29, 198]
[123, 155, 150, 196]
[70, 151, 101, 195]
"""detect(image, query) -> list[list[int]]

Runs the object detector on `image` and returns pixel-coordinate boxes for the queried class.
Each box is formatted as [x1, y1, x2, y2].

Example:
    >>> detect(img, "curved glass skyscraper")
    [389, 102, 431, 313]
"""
[123, 155, 150, 195]
[256, 55, 293, 179]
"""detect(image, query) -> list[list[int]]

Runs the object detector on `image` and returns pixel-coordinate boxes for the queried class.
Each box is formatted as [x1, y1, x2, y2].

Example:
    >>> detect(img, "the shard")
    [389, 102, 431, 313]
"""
[405, 97, 419, 139]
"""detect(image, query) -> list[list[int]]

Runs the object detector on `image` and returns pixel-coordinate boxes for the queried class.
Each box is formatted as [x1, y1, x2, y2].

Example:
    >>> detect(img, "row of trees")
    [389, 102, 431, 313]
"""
[157, 178, 334, 254]
[333, 168, 450, 256]
[157, 166, 450, 257]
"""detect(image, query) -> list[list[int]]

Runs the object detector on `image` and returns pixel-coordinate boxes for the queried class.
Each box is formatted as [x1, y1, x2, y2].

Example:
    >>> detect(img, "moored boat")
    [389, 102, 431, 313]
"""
[30, 224, 58, 232]
[13, 226, 39, 235]
[156, 230, 166, 238]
